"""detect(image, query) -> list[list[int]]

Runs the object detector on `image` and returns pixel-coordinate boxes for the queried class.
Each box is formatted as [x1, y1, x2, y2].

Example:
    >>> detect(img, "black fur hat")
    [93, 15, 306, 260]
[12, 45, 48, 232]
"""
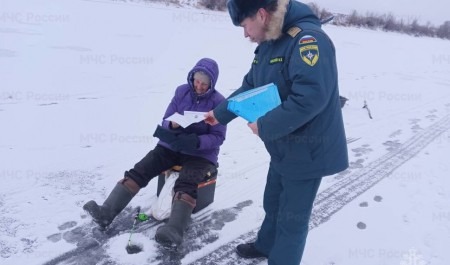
[227, 0, 276, 26]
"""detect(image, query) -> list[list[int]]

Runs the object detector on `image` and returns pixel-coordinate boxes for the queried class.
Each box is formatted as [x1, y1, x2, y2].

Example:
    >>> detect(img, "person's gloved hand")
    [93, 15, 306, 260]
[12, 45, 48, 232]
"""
[153, 125, 180, 143]
[170, 133, 200, 152]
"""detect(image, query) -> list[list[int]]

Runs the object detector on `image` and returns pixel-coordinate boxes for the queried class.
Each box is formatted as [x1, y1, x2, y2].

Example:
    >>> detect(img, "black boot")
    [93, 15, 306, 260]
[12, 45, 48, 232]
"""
[83, 179, 138, 228]
[236, 242, 268, 258]
[154, 192, 195, 247]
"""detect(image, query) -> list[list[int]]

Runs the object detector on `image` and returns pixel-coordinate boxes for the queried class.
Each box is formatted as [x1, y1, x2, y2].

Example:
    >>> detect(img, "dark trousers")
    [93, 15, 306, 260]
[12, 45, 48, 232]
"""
[254, 166, 322, 265]
[125, 145, 217, 199]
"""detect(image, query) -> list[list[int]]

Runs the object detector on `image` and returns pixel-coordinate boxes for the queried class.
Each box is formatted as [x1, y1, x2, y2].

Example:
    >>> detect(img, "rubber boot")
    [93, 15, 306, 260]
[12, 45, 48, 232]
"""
[154, 191, 196, 246]
[83, 178, 139, 228]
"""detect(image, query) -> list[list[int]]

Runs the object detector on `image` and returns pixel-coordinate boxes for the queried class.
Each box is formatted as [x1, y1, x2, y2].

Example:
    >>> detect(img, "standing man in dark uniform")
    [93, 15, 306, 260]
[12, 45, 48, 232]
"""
[205, 1, 348, 264]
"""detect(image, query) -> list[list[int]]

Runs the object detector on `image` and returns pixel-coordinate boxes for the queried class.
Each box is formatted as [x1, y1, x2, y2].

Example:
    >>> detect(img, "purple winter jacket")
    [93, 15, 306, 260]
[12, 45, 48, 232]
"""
[157, 58, 227, 165]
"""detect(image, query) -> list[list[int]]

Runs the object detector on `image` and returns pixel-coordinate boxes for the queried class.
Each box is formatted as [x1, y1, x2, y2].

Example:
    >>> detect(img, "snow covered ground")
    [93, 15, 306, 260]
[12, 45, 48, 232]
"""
[1, 0, 450, 265]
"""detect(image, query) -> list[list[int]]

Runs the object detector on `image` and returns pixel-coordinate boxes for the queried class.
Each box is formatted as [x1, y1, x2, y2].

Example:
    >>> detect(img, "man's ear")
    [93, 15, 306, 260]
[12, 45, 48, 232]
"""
[257, 8, 269, 23]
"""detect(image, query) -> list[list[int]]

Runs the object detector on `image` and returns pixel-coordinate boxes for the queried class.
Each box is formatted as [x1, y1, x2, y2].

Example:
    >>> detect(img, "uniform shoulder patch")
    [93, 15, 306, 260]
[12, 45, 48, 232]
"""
[298, 35, 319, 67]
[287, 26, 302, 38]
[299, 35, 317, 44]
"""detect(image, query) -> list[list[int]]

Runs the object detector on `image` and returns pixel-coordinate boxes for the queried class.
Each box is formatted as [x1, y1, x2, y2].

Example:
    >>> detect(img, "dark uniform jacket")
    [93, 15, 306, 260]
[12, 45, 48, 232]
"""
[215, 1, 348, 179]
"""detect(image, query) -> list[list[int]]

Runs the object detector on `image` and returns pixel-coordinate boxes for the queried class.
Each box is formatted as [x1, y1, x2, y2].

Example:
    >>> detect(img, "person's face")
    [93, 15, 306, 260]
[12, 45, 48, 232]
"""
[193, 78, 210, 95]
[240, 8, 269, 44]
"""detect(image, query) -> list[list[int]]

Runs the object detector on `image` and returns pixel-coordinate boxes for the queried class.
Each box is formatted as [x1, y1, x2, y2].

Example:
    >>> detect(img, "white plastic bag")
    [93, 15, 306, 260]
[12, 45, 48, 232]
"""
[151, 172, 179, 220]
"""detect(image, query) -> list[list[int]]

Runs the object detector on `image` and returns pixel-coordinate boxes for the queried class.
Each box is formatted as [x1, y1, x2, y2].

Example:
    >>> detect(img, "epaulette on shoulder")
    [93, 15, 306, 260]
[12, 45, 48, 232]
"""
[287, 26, 302, 38]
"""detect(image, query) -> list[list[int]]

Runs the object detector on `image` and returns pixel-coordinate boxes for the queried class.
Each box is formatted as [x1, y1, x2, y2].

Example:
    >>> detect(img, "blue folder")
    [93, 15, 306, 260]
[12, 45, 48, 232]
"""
[227, 83, 281, 122]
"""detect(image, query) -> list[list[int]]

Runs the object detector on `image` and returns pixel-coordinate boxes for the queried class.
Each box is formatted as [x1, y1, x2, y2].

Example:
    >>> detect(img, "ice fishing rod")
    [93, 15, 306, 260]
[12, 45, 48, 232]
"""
[126, 206, 149, 254]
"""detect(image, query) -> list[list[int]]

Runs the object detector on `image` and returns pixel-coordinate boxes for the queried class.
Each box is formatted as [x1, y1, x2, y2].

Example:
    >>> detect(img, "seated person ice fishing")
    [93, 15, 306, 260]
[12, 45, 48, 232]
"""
[83, 58, 227, 246]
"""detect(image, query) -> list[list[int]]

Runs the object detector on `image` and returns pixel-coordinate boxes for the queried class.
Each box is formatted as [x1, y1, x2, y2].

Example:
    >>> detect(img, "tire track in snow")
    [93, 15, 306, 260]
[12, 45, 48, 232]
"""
[187, 114, 450, 265]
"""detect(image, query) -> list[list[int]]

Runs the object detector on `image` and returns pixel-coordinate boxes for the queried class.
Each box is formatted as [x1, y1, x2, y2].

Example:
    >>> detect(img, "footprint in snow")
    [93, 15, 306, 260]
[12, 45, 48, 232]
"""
[409, 118, 421, 124]
[349, 158, 364, 169]
[374, 195, 383, 202]
[77, 97, 98, 100]
[47, 221, 78, 243]
[59, 221, 78, 230]
[411, 124, 423, 133]
[389, 129, 402, 138]
[383, 140, 401, 151]
[356, 196, 383, 230]
[39, 102, 58, 106]
[426, 114, 437, 121]
[351, 145, 373, 157]
[357, 222, 367, 230]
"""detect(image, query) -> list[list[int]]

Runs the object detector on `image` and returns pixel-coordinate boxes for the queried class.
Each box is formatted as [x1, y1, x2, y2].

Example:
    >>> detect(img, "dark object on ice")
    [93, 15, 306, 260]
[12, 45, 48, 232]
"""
[359, 202, 369, 207]
[339, 96, 348, 108]
[374, 195, 383, 202]
[363, 100, 373, 119]
[126, 243, 143, 254]
[357, 222, 367, 229]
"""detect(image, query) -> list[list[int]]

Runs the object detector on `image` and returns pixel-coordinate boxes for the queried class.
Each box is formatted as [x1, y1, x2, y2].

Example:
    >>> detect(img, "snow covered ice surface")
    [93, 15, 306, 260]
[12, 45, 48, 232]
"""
[1, 0, 450, 264]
